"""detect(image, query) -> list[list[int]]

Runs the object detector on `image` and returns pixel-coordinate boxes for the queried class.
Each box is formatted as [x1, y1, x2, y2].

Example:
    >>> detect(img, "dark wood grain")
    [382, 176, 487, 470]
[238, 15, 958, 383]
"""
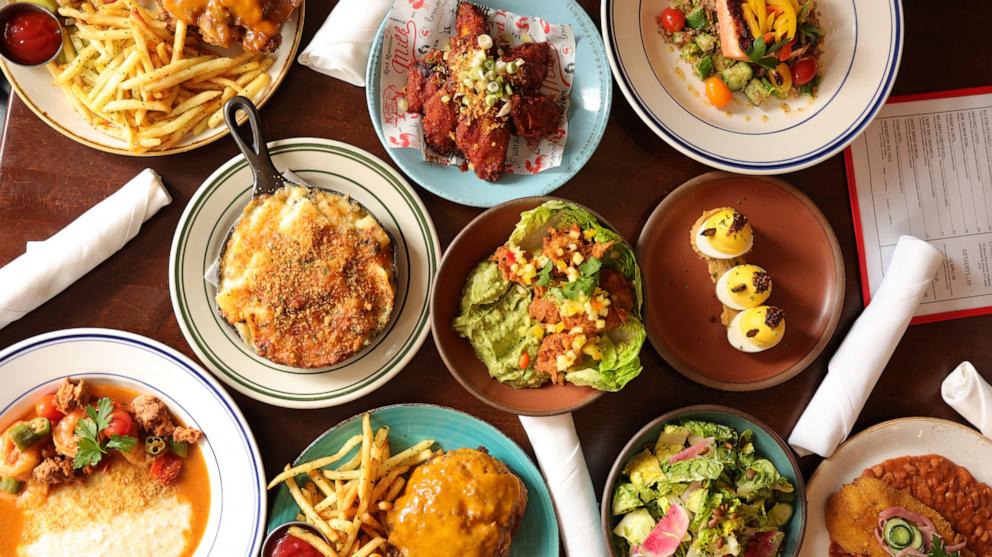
[1, 0, 991, 535]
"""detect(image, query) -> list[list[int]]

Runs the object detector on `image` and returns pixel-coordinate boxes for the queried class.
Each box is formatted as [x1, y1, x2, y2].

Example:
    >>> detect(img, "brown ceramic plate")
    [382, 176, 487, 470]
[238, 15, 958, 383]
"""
[431, 196, 638, 416]
[601, 405, 807, 556]
[637, 171, 844, 391]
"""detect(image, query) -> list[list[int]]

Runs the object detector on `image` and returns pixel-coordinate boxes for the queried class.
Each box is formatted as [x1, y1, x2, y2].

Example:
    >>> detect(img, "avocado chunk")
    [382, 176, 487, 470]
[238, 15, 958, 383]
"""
[721, 62, 754, 91]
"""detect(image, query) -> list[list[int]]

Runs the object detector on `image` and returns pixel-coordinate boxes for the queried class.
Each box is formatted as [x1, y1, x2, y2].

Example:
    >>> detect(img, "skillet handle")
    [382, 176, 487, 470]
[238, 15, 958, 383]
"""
[223, 96, 284, 196]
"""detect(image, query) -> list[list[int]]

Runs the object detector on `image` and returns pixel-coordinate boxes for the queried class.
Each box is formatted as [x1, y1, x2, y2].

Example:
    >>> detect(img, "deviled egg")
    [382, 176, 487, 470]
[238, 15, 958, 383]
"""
[693, 208, 753, 259]
[716, 264, 772, 310]
[727, 305, 785, 353]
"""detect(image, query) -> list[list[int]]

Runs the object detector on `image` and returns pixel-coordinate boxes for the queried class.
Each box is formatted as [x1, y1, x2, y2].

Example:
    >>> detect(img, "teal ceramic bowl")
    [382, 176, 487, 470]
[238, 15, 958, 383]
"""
[267, 404, 559, 555]
[601, 405, 806, 556]
[366, 0, 612, 208]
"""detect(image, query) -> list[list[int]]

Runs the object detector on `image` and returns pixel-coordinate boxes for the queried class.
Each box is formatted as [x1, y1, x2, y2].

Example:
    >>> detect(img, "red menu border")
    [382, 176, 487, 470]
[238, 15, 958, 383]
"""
[844, 85, 992, 325]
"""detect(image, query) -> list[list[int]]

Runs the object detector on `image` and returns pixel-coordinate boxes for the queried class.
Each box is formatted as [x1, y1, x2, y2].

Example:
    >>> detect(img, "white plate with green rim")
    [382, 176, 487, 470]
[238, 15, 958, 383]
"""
[169, 137, 440, 408]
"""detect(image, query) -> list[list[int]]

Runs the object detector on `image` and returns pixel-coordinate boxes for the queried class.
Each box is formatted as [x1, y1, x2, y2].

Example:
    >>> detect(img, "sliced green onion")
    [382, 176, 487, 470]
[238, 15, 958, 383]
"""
[506, 62, 517, 74]
[485, 94, 499, 107]
[483, 59, 495, 71]
[477, 34, 493, 50]
[515, 57, 525, 66]
[495, 60, 507, 74]
[505, 84, 513, 95]
[486, 81, 500, 93]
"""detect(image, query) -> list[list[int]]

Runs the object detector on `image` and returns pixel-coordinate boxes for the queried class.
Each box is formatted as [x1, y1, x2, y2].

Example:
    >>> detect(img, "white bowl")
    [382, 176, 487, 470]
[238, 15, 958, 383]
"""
[602, 0, 903, 173]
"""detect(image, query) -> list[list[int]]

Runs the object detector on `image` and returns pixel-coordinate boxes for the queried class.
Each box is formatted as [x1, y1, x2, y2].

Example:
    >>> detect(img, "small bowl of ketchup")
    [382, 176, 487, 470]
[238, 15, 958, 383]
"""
[0, 1, 62, 67]
[262, 521, 332, 557]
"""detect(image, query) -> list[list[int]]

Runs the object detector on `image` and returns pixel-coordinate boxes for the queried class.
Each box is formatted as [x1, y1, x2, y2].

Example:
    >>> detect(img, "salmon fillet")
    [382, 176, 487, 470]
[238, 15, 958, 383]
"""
[716, 0, 753, 61]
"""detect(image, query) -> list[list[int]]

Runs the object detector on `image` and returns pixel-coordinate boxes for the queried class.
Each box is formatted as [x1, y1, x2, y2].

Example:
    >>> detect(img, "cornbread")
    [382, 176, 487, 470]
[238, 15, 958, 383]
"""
[216, 184, 396, 368]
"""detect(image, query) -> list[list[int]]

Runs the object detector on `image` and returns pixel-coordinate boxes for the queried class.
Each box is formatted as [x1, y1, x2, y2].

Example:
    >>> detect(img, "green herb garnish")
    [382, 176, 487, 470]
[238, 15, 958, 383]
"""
[746, 36, 782, 70]
[72, 397, 138, 470]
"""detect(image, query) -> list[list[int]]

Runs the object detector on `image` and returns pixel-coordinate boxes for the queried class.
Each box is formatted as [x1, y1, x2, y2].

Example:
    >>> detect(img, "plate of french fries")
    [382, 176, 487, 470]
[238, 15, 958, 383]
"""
[266, 404, 560, 557]
[0, 0, 303, 155]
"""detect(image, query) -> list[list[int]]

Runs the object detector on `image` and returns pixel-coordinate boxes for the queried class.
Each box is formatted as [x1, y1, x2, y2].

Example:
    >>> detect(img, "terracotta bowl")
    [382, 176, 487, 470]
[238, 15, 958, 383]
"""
[601, 405, 807, 556]
[637, 171, 844, 390]
[431, 196, 634, 416]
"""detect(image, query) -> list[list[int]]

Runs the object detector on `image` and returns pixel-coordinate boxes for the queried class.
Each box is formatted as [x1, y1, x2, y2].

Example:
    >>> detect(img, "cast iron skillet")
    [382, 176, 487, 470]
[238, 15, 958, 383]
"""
[214, 96, 399, 369]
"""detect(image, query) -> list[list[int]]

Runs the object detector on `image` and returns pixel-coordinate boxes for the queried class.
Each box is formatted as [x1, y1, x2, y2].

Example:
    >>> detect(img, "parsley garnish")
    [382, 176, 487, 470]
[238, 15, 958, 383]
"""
[928, 537, 961, 557]
[72, 397, 138, 470]
[746, 36, 785, 70]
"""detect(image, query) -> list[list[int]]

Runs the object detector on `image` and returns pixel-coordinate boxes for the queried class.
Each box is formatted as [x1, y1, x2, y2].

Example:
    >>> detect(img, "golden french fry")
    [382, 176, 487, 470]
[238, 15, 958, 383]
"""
[171, 90, 220, 115]
[55, 44, 97, 84]
[267, 434, 364, 489]
[287, 526, 339, 557]
[77, 27, 133, 40]
[144, 54, 250, 92]
[285, 468, 339, 545]
[353, 538, 387, 557]
[136, 104, 206, 138]
[171, 19, 186, 63]
[91, 49, 142, 110]
[118, 55, 210, 90]
[103, 99, 170, 112]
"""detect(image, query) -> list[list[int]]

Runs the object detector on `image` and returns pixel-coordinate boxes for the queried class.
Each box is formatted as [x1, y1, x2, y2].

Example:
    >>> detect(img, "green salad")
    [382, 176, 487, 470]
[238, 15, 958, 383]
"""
[453, 201, 645, 392]
[611, 420, 795, 557]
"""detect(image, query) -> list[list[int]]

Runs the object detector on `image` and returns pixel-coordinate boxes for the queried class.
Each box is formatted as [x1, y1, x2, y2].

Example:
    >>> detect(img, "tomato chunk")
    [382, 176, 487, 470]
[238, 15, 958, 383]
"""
[102, 409, 133, 439]
[791, 58, 817, 85]
[35, 394, 64, 423]
[150, 452, 183, 485]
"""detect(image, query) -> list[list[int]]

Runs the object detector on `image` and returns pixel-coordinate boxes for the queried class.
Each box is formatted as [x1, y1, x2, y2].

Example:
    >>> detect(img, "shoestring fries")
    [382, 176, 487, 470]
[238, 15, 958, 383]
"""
[268, 413, 438, 557]
[47, 0, 272, 153]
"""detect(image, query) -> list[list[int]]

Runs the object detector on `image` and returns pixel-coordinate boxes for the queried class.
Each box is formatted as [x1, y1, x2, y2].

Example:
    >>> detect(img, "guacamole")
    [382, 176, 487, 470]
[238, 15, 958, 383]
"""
[451, 201, 646, 392]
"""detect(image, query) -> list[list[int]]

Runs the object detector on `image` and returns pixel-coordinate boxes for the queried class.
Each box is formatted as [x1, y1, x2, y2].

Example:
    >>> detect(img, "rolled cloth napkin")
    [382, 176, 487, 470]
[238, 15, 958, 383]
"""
[297, 0, 393, 86]
[788, 235, 943, 457]
[520, 413, 608, 557]
[0, 169, 171, 330]
[943, 361, 992, 438]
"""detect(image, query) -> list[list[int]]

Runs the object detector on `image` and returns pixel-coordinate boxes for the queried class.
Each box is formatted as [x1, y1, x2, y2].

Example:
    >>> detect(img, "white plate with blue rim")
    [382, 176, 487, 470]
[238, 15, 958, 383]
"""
[169, 137, 440, 409]
[602, 0, 903, 174]
[0, 328, 266, 556]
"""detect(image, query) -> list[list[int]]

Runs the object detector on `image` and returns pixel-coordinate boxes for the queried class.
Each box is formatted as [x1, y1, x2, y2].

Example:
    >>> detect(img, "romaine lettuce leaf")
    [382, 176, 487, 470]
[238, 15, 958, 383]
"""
[735, 459, 780, 501]
[612, 483, 644, 515]
[565, 317, 646, 391]
[623, 450, 663, 489]
[663, 457, 724, 483]
[682, 421, 737, 443]
[613, 508, 656, 546]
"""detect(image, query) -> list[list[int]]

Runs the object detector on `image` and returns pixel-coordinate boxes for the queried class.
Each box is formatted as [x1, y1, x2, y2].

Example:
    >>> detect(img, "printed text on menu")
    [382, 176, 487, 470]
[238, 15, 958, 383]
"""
[849, 90, 992, 320]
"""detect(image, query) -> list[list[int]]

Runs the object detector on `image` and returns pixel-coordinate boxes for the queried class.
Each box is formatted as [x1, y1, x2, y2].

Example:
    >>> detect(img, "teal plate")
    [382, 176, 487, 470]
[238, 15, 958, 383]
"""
[601, 405, 807, 556]
[366, 0, 612, 208]
[267, 404, 560, 555]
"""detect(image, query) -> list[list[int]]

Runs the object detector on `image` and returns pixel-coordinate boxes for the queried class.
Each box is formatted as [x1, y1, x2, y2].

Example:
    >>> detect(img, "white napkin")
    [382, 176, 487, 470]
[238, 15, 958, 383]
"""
[520, 413, 609, 557]
[297, 0, 392, 86]
[0, 169, 170, 330]
[788, 235, 943, 457]
[943, 361, 992, 438]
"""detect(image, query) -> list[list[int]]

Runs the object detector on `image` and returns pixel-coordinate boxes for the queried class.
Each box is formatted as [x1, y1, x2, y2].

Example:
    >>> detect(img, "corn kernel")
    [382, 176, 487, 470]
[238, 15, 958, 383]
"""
[570, 327, 583, 335]
[572, 252, 584, 265]
[554, 322, 565, 333]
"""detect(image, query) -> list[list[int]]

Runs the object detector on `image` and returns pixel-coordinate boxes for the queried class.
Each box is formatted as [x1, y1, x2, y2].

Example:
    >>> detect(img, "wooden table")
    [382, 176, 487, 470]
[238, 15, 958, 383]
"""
[1, 0, 990, 532]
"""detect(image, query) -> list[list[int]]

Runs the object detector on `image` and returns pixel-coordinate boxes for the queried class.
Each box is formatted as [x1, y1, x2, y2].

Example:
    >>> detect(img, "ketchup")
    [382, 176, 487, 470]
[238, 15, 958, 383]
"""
[1, 5, 61, 65]
[268, 532, 324, 557]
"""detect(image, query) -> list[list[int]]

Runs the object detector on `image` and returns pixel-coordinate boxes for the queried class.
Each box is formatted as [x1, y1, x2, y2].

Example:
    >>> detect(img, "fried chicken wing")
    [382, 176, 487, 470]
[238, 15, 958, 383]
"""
[405, 50, 447, 113]
[456, 115, 510, 182]
[509, 94, 561, 138]
[423, 89, 459, 155]
[455, 2, 487, 38]
[503, 42, 550, 92]
[161, 0, 301, 52]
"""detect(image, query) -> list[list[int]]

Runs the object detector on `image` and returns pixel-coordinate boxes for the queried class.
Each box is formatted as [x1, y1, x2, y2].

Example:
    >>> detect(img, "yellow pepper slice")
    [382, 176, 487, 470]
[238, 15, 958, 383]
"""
[768, 62, 793, 94]
[742, 4, 763, 39]
[768, 0, 797, 41]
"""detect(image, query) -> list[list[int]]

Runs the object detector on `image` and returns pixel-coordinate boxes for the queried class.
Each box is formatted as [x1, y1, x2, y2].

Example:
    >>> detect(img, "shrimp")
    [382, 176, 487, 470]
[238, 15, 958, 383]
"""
[53, 409, 84, 458]
[0, 424, 42, 481]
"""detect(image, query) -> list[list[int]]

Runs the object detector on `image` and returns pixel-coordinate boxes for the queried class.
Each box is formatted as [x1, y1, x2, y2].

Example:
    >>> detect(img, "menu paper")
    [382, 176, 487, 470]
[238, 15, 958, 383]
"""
[847, 87, 992, 323]
[377, 0, 574, 175]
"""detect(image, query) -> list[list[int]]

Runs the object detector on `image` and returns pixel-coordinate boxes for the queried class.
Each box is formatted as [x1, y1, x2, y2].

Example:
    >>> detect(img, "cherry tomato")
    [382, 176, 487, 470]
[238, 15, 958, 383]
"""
[704, 76, 732, 109]
[102, 409, 133, 439]
[659, 7, 685, 33]
[150, 452, 183, 485]
[35, 394, 64, 423]
[791, 58, 817, 86]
